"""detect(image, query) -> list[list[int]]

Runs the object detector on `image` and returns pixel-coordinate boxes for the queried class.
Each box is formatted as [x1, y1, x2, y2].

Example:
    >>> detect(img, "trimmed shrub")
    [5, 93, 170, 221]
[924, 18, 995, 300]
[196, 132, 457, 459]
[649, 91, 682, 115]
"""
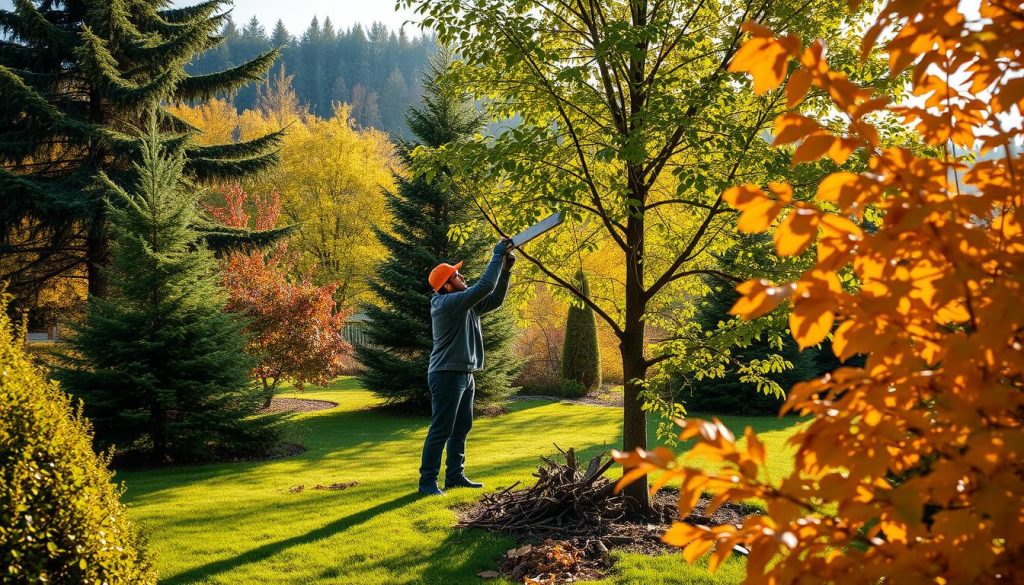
[560, 270, 601, 396]
[0, 292, 156, 584]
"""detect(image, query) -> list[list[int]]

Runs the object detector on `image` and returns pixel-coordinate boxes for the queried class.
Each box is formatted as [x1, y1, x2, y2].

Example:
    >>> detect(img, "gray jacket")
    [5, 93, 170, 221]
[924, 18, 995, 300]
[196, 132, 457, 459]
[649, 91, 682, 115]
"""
[428, 253, 511, 373]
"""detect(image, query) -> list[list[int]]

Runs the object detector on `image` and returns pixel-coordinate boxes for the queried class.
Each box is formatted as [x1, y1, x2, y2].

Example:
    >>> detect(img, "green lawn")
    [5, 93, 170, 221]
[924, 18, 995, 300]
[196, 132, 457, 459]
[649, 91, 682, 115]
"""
[119, 378, 802, 584]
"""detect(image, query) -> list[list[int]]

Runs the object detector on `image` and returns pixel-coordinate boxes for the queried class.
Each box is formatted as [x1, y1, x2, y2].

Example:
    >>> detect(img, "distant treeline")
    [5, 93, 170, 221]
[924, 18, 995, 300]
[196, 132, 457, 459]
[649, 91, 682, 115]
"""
[187, 16, 437, 138]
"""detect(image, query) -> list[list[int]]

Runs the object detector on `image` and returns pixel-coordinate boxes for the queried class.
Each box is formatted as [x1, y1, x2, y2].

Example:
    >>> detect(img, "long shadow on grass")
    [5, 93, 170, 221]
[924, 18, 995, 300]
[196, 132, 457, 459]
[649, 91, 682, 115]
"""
[162, 491, 422, 585]
[346, 526, 513, 585]
[119, 407, 427, 500]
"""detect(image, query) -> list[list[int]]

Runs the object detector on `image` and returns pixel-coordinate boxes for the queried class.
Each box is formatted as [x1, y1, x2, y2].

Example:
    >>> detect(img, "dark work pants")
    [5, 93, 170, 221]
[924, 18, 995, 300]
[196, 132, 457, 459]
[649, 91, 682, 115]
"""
[419, 370, 475, 485]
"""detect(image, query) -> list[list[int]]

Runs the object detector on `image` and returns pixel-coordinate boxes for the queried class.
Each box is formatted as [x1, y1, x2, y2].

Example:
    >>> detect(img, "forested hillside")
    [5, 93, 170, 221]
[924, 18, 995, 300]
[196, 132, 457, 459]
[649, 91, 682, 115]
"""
[187, 17, 436, 137]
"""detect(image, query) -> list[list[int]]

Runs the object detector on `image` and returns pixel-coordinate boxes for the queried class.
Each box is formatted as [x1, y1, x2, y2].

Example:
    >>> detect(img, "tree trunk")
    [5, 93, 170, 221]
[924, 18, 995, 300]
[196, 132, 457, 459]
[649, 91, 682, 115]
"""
[620, 319, 649, 512]
[261, 377, 277, 409]
[620, 183, 650, 512]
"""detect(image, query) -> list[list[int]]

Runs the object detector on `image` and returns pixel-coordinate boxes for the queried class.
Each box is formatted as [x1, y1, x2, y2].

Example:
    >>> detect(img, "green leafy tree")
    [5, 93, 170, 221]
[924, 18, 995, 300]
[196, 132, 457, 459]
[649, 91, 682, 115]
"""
[402, 0, 869, 510]
[0, 289, 156, 584]
[560, 270, 601, 396]
[56, 118, 278, 464]
[357, 50, 521, 411]
[0, 0, 285, 304]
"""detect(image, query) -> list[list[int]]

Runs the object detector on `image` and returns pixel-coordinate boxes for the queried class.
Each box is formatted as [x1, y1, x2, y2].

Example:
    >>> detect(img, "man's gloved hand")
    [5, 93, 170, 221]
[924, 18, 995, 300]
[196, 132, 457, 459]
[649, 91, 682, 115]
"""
[503, 251, 517, 270]
[493, 238, 513, 256]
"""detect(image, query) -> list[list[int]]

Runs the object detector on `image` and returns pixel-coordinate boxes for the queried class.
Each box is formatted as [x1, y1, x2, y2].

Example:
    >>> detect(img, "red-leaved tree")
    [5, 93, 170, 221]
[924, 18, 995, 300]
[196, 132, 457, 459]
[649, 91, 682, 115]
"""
[208, 184, 351, 407]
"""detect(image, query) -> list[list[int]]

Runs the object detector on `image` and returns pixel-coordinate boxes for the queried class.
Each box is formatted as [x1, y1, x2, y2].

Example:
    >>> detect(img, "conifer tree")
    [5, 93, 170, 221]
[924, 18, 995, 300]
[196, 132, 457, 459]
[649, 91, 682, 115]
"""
[234, 17, 272, 110]
[0, 0, 285, 304]
[560, 269, 601, 396]
[357, 50, 521, 412]
[680, 278, 816, 415]
[270, 19, 293, 49]
[56, 117, 277, 463]
[674, 234, 825, 415]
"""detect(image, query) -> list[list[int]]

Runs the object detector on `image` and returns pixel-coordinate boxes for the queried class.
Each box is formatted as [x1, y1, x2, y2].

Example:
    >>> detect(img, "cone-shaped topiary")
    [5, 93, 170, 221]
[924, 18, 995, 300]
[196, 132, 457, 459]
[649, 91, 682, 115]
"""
[560, 270, 601, 397]
[0, 289, 156, 584]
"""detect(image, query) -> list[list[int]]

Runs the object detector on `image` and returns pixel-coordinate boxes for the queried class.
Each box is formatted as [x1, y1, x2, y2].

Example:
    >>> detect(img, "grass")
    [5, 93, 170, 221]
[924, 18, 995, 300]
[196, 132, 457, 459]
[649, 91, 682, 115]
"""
[119, 377, 803, 584]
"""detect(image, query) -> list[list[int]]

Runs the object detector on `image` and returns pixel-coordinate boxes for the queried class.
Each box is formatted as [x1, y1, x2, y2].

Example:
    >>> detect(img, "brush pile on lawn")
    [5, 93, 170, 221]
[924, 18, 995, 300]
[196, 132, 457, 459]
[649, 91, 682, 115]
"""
[461, 446, 760, 583]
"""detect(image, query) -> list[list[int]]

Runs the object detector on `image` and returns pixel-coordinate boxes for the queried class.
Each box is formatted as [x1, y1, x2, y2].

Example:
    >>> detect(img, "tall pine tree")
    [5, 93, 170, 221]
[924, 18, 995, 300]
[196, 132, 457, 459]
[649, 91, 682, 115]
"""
[56, 116, 277, 463]
[0, 0, 285, 306]
[357, 49, 521, 412]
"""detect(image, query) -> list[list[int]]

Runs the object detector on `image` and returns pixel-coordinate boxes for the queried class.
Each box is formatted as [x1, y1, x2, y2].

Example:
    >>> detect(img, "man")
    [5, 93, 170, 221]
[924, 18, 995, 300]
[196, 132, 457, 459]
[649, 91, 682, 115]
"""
[418, 238, 516, 496]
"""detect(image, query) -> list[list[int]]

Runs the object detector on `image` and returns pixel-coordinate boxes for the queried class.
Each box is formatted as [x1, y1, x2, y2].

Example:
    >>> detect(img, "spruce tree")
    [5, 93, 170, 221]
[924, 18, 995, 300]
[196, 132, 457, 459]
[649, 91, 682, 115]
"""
[56, 117, 277, 463]
[560, 269, 601, 396]
[0, 0, 285, 305]
[234, 17, 272, 111]
[357, 49, 521, 412]
[680, 280, 816, 415]
[675, 234, 821, 415]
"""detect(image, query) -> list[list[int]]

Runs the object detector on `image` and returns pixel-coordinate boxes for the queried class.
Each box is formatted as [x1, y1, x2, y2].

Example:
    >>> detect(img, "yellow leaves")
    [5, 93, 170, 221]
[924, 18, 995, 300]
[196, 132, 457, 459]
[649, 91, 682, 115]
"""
[730, 279, 795, 320]
[167, 98, 240, 145]
[244, 105, 395, 307]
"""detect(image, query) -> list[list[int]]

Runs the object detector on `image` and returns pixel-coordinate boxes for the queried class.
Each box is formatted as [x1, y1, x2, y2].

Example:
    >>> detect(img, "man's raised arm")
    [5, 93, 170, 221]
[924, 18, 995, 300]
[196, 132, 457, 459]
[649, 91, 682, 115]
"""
[434, 240, 511, 314]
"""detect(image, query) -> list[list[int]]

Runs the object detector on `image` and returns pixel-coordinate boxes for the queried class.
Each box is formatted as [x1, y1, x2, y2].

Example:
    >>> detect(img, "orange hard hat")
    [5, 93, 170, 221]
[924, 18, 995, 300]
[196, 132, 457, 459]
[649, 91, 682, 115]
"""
[428, 261, 463, 292]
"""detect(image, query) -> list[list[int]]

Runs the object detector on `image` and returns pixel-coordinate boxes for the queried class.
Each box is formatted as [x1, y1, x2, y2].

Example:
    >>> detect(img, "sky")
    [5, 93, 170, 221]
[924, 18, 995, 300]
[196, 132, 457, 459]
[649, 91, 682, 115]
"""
[0, 1, 426, 37]
[185, 0, 424, 36]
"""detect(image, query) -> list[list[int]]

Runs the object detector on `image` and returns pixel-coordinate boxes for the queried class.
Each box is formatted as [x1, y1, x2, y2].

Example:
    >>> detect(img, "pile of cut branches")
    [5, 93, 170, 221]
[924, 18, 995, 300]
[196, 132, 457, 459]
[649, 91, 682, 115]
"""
[460, 446, 647, 539]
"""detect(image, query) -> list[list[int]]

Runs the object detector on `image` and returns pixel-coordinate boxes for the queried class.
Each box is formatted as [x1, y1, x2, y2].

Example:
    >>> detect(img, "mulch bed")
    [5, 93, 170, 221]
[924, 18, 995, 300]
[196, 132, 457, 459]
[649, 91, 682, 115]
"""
[460, 447, 760, 583]
[260, 397, 338, 414]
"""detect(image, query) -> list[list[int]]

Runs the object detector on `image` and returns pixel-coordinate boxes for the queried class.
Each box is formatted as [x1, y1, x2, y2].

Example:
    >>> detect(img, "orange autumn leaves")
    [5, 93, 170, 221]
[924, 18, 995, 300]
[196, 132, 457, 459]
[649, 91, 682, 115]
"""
[614, 1, 1024, 583]
[723, 178, 854, 349]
